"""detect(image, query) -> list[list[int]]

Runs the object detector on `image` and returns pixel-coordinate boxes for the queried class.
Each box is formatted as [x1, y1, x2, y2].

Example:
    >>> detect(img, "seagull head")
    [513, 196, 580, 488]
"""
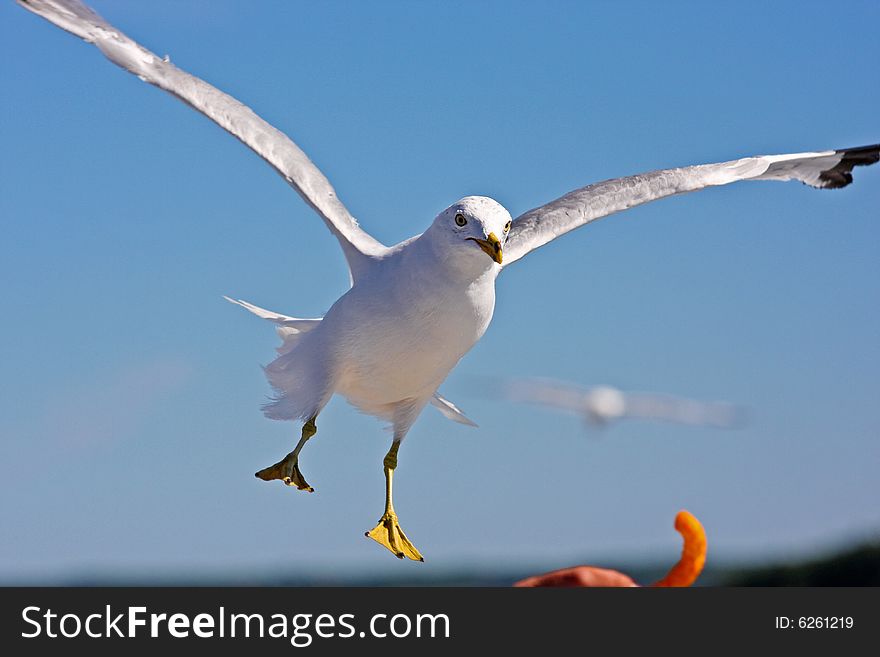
[428, 196, 512, 268]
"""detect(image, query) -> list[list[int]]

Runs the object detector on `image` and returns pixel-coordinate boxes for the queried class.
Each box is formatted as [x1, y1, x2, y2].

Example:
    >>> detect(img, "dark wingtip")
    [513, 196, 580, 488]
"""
[819, 143, 880, 189]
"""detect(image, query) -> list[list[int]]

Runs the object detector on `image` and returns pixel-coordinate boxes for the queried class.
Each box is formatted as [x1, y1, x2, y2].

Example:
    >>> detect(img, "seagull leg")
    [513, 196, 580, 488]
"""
[365, 440, 424, 561]
[255, 416, 317, 492]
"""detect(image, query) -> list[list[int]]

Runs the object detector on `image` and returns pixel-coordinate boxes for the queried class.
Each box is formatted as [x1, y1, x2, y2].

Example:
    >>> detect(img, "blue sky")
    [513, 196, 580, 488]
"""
[1, 0, 878, 581]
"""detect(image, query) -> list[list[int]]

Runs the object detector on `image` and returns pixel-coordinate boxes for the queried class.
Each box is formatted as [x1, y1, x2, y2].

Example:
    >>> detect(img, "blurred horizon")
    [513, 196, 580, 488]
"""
[1, 0, 878, 584]
[5, 538, 878, 587]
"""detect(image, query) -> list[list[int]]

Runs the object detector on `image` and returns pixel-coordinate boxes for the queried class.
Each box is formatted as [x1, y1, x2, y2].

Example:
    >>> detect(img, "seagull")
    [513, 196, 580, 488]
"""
[504, 379, 744, 430]
[18, 0, 878, 561]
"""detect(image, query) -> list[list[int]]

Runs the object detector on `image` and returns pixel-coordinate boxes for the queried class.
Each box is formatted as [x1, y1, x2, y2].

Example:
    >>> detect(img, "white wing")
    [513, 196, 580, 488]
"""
[18, 0, 388, 281]
[620, 393, 743, 429]
[504, 145, 879, 265]
[505, 378, 591, 414]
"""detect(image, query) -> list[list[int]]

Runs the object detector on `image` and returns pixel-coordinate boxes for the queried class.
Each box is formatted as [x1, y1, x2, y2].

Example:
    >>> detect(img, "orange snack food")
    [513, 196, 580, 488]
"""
[651, 510, 707, 587]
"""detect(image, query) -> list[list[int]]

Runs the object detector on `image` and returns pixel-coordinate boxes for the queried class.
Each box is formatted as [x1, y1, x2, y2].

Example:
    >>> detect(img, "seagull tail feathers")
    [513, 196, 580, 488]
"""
[224, 296, 322, 355]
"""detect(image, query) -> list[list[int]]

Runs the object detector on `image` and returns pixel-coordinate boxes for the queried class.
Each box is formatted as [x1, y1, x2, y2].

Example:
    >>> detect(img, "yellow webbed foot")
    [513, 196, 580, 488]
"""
[255, 452, 314, 492]
[365, 511, 424, 562]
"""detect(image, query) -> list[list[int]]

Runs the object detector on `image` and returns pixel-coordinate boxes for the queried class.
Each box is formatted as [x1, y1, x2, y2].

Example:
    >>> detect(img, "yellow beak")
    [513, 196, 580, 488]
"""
[467, 232, 503, 264]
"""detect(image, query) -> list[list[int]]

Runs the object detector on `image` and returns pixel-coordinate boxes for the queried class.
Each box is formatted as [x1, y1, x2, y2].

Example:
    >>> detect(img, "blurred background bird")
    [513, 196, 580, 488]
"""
[504, 378, 745, 430]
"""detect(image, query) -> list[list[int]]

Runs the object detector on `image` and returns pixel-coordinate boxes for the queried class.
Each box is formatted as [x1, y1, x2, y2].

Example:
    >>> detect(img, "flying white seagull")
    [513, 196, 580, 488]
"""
[19, 0, 878, 561]
[505, 379, 744, 430]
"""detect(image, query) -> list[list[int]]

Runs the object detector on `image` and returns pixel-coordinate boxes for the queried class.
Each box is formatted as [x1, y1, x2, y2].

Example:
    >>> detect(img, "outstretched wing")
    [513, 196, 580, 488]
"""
[504, 144, 879, 265]
[621, 393, 743, 429]
[18, 0, 388, 281]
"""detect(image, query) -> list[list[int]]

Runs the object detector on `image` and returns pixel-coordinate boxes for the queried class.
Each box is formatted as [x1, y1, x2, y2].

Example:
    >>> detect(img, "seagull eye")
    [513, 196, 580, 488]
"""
[504, 220, 511, 233]
[455, 213, 468, 227]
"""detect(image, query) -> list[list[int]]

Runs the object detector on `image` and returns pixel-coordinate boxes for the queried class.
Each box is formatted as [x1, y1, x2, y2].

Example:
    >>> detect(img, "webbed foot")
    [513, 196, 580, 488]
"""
[365, 510, 424, 562]
[255, 452, 314, 492]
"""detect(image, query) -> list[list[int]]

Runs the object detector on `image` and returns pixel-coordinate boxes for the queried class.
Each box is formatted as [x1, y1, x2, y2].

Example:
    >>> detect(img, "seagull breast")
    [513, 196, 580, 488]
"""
[327, 238, 498, 409]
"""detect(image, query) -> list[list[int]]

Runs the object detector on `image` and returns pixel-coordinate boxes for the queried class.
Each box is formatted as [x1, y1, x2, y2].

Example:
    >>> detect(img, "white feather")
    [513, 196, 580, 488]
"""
[504, 148, 877, 265]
